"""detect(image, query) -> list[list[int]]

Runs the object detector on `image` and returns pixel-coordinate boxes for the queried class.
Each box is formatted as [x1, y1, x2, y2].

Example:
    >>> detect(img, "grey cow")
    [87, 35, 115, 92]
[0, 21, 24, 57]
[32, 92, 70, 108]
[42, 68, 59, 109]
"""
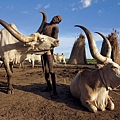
[70, 25, 120, 113]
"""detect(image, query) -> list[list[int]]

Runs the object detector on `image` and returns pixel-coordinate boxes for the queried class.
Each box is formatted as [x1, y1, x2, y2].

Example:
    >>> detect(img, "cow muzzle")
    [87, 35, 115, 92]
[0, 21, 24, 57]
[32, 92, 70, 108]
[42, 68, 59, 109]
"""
[53, 40, 59, 47]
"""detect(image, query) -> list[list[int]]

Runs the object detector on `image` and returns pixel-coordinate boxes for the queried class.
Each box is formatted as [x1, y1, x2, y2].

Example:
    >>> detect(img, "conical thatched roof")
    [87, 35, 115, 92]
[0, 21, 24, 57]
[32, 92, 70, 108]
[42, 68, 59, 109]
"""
[68, 33, 87, 64]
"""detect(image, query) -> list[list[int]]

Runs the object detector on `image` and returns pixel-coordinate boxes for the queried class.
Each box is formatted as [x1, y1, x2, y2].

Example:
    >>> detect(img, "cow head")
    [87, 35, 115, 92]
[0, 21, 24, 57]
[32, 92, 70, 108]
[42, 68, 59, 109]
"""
[75, 25, 120, 89]
[24, 33, 59, 53]
[0, 19, 59, 53]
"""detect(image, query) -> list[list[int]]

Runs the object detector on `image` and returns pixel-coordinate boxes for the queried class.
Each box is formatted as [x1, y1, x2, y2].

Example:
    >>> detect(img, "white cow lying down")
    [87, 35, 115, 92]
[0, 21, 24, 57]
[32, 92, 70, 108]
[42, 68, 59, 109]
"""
[70, 25, 120, 113]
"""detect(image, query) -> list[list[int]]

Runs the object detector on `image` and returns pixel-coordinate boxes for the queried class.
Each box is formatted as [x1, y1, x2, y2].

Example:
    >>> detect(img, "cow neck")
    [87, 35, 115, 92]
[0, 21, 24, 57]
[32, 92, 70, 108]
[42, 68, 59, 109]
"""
[98, 69, 109, 91]
[26, 49, 50, 55]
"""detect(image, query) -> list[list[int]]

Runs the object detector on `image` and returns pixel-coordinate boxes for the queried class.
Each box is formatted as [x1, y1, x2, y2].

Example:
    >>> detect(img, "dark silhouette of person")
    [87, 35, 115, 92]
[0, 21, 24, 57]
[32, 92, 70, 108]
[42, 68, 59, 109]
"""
[37, 11, 62, 98]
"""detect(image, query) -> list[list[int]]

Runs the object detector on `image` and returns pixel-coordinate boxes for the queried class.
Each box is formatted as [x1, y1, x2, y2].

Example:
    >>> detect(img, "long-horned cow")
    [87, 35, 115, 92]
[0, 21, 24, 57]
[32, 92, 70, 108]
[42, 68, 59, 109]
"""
[24, 54, 41, 68]
[53, 53, 66, 65]
[70, 25, 120, 113]
[0, 19, 59, 94]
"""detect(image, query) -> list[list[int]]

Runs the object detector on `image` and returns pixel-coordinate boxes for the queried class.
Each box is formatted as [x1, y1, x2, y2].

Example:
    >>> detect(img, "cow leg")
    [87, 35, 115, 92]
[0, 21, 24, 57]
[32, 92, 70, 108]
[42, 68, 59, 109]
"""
[9, 62, 13, 73]
[32, 60, 34, 68]
[81, 100, 98, 113]
[32, 58, 35, 68]
[107, 96, 114, 110]
[3, 60, 14, 94]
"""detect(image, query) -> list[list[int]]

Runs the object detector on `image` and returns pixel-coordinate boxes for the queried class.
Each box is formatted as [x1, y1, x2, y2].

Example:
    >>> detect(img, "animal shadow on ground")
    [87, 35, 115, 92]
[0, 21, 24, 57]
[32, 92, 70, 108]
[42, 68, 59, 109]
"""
[11, 82, 88, 112]
[0, 81, 7, 93]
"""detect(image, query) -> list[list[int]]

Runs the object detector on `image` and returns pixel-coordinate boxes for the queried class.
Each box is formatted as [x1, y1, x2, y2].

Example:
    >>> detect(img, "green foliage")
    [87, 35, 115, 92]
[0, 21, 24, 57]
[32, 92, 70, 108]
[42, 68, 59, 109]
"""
[65, 58, 69, 63]
[87, 59, 97, 64]
[65, 58, 97, 64]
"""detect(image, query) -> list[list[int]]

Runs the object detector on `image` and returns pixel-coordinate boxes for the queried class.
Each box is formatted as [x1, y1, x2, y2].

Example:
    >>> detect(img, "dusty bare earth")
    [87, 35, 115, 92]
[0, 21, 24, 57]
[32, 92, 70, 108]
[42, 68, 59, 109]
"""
[0, 64, 120, 120]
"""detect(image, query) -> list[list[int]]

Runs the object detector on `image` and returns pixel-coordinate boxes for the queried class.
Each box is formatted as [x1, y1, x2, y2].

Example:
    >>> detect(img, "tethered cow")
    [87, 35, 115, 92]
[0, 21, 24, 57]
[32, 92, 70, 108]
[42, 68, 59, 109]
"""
[0, 19, 59, 94]
[70, 25, 120, 113]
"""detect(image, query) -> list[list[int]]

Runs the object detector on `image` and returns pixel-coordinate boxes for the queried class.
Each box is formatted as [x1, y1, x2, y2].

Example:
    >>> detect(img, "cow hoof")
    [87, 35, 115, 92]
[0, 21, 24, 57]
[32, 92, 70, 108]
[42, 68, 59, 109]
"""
[101, 108, 106, 111]
[92, 109, 97, 113]
[89, 106, 98, 113]
[7, 90, 14, 94]
[107, 100, 115, 110]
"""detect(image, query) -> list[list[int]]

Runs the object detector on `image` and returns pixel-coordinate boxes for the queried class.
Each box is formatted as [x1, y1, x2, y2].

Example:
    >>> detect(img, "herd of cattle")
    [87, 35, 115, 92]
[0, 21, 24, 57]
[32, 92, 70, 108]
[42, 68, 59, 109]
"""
[0, 53, 66, 68]
[0, 17, 120, 113]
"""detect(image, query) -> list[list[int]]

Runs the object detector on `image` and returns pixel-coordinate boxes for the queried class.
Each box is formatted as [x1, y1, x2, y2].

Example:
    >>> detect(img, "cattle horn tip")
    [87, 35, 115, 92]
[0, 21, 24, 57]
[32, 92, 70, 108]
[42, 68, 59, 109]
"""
[74, 25, 80, 27]
[39, 10, 44, 13]
[94, 32, 100, 34]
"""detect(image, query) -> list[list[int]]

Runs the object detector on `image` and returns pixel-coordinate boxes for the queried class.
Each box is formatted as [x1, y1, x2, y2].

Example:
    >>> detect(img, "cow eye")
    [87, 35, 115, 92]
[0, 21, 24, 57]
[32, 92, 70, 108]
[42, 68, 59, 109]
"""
[111, 66, 116, 69]
[39, 38, 44, 42]
[111, 66, 118, 70]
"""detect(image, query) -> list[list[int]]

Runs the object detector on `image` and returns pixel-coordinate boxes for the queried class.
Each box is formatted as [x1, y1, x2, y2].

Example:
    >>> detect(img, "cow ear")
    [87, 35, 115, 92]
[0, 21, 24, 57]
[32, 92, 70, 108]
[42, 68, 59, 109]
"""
[111, 66, 118, 70]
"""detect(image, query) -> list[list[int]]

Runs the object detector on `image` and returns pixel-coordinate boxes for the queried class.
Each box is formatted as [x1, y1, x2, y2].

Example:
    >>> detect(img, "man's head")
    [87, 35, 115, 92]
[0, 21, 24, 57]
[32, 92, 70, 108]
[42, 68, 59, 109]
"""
[51, 15, 62, 24]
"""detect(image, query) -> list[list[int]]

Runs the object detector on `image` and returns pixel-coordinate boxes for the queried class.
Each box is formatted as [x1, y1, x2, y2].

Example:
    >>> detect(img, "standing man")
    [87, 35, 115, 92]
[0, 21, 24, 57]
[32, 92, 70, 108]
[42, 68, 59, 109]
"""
[37, 10, 62, 98]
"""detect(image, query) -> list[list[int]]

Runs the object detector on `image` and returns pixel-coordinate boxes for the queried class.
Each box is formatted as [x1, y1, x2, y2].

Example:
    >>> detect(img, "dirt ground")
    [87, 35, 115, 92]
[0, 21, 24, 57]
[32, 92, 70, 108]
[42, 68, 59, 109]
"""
[0, 64, 120, 120]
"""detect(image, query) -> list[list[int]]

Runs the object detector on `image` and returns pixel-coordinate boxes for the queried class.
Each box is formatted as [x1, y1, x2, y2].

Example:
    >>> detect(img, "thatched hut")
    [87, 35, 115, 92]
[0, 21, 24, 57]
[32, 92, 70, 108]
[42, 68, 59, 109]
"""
[100, 29, 120, 64]
[68, 33, 87, 64]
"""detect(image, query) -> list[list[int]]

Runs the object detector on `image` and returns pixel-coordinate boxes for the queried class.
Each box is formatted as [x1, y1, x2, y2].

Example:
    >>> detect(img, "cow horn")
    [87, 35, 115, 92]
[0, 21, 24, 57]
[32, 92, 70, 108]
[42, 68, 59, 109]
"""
[95, 32, 111, 58]
[0, 19, 34, 43]
[36, 10, 47, 33]
[74, 25, 107, 63]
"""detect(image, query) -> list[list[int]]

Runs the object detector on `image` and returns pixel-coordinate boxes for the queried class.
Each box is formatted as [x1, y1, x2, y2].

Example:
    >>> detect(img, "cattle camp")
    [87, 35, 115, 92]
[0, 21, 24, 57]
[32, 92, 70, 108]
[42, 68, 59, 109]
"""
[0, 1, 120, 120]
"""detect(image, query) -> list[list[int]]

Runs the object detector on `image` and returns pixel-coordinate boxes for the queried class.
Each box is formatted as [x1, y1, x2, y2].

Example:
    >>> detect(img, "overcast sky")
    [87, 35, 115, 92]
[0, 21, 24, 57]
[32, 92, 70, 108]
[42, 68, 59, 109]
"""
[0, 0, 120, 58]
